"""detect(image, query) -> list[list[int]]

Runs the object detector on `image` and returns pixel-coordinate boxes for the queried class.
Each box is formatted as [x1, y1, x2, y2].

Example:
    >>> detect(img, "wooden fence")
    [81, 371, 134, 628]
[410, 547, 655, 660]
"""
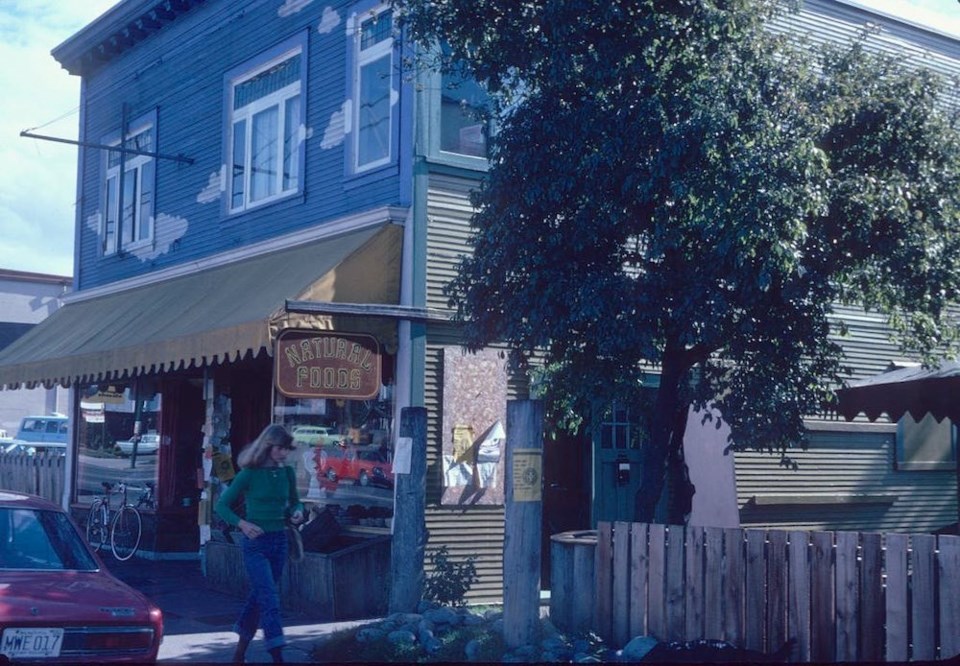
[0, 452, 65, 504]
[594, 521, 960, 662]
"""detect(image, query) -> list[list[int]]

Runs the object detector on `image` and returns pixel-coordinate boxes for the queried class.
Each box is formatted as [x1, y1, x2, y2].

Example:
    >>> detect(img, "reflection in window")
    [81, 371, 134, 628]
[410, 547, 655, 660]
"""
[274, 385, 395, 527]
[75, 380, 162, 509]
[439, 68, 489, 158]
[353, 6, 394, 172]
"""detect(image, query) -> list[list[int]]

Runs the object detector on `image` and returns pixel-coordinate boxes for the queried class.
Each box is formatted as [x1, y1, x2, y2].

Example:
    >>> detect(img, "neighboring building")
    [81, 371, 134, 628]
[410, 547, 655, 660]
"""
[0, 269, 70, 438]
[0, 0, 955, 613]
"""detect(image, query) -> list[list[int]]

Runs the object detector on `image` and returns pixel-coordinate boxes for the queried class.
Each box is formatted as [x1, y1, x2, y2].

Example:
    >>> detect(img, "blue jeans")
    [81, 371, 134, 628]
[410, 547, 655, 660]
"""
[235, 530, 287, 650]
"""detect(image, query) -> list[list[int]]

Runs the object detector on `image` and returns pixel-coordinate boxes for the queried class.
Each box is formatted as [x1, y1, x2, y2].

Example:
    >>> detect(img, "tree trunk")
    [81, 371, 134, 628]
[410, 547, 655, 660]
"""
[634, 343, 697, 525]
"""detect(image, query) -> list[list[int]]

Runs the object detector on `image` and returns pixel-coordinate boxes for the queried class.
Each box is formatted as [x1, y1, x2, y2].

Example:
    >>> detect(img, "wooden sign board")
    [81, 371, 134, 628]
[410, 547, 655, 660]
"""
[275, 330, 380, 399]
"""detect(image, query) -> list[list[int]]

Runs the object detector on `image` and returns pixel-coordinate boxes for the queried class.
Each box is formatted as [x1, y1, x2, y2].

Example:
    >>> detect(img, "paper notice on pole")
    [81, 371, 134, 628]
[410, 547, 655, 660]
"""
[393, 436, 413, 474]
[512, 449, 542, 502]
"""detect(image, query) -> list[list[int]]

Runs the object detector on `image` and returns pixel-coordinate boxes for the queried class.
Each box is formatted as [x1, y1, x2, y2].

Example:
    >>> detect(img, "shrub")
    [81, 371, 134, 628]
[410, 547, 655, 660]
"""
[423, 545, 479, 607]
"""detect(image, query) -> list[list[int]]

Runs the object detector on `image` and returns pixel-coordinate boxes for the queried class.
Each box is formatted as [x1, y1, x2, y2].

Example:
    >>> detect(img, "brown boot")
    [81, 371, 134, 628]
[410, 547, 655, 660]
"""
[269, 646, 284, 663]
[232, 636, 251, 663]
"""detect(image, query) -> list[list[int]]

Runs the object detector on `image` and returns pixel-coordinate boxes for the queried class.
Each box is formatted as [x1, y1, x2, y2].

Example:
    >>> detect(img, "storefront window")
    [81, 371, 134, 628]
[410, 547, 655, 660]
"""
[274, 386, 394, 527]
[76, 379, 161, 509]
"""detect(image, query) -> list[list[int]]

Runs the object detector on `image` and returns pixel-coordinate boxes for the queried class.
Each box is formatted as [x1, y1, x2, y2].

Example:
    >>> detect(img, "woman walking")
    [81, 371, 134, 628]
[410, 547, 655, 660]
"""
[216, 424, 303, 663]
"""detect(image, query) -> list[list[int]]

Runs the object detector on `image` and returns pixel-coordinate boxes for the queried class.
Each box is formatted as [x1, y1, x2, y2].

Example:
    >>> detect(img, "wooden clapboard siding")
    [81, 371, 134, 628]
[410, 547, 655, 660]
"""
[425, 173, 478, 313]
[590, 522, 960, 662]
[735, 424, 957, 532]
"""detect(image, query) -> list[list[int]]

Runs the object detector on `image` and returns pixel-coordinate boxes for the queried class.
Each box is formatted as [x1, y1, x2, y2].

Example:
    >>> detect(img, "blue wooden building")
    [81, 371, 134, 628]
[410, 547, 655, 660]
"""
[0, 0, 956, 611]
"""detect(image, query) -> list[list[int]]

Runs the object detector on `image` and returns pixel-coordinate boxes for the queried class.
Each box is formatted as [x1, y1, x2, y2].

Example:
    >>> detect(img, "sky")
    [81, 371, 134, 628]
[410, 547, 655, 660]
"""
[0, 0, 959, 279]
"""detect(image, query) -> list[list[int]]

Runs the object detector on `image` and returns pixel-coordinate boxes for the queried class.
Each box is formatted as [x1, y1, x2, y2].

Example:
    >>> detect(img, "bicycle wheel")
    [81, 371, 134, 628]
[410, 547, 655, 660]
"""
[110, 506, 142, 561]
[86, 500, 106, 552]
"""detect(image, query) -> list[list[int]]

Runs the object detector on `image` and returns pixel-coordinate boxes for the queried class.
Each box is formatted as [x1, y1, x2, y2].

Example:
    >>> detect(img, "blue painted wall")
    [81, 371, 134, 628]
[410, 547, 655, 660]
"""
[74, 0, 410, 290]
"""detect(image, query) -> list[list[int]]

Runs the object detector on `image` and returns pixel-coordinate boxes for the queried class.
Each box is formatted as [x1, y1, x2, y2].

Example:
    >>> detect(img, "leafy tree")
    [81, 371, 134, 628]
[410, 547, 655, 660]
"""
[395, 0, 960, 523]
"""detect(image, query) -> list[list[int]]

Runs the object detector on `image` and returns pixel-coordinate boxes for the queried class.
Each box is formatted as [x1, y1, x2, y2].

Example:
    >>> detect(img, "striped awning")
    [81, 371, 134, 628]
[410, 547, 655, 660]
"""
[0, 224, 402, 389]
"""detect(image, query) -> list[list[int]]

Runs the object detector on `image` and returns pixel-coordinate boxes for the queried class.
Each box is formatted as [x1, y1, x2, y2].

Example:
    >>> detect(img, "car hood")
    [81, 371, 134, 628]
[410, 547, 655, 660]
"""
[0, 570, 159, 624]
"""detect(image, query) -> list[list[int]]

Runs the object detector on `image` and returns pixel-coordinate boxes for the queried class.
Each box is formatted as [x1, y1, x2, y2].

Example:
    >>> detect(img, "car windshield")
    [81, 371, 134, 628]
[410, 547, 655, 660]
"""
[0, 507, 99, 571]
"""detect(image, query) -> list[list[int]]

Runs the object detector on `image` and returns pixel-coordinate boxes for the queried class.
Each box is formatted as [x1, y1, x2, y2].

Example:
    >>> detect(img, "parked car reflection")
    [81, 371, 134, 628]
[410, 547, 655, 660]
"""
[0, 491, 163, 663]
[314, 444, 394, 488]
[115, 433, 160, 457]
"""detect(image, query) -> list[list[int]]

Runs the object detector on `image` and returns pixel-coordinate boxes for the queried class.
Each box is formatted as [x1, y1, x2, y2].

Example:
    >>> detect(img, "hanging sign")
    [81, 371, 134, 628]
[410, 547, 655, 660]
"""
[275, 330, 381, 399]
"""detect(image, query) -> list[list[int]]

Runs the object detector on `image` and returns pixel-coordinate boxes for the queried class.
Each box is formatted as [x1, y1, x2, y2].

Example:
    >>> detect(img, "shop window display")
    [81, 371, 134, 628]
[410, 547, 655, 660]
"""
[274, 388, 394, 528]
[75, 380, 161, 508]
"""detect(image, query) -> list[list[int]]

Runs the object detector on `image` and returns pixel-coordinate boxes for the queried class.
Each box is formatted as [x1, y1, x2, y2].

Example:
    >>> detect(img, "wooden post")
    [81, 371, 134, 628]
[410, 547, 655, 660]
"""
[503, 399, 544, 649]
[389, 407, 427, 613]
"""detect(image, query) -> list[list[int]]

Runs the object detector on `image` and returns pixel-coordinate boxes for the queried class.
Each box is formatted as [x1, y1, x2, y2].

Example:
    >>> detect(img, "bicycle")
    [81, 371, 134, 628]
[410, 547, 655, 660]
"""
[86, 481, 143, 561]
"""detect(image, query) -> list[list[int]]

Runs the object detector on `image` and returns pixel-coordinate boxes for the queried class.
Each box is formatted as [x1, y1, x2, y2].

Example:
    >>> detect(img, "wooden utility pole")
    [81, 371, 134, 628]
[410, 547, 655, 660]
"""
[389, 407, 427, 613]
[503, 399, 545, 648]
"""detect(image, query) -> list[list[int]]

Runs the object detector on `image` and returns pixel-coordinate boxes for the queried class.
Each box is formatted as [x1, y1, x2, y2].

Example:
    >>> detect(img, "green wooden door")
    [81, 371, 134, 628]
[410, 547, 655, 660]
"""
[593, 401, 645, 524]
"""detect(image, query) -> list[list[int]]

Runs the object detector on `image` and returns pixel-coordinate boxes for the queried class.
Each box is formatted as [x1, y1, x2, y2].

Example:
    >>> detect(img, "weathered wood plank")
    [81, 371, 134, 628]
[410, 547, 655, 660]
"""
[884, 533, 909, 662]
[647, 524, 667, 640]
[628, 523, 649, 638]
[612, 521, 632, 647]
[859, 532, 884, 663]
[684, 525, 705, 641]
[703, 526, 724, 640]
[744, 529, 766, 652]
[910, 534, 936, 661]
[595, 521, 614, 641]
[834, 531, 859, 662]
[788, 531, 811, 663]
[938, 535, 960, 660]
[664, 525, 686, 640]
[571, 533, 597, 633]
[766, 530, 788, 651]
[723, 527, 745, 647]
[810, 531, 835, 662]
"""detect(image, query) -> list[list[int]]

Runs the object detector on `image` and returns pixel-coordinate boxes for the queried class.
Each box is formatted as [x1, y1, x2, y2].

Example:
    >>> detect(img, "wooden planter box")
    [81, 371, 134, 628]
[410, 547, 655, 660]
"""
[549, 529, 597, 633]
[205, 532, 390, 621]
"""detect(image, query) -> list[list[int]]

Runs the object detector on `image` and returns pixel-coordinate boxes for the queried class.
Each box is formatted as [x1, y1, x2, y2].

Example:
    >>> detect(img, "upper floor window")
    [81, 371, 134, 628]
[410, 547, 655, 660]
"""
[352, 5, 394, 172]
[438, 65, 490, 159]
[102, 115, 155, 256]
[227, 35, 306, 214]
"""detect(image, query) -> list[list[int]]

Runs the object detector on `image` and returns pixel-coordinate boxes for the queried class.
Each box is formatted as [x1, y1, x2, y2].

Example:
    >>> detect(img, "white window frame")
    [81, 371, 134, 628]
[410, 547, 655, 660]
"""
[227, 38, 305, 215]
[102, 115, 155, 256]
[351, 4, 394, 173]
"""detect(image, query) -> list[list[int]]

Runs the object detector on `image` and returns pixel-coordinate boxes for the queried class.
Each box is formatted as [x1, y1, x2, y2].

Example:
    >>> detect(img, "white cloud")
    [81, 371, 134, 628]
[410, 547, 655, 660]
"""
[196, 167, 225, 204]
[321, 102, 349, 149]
[317, 7, 340, 34]
[278, 0, 314, 19]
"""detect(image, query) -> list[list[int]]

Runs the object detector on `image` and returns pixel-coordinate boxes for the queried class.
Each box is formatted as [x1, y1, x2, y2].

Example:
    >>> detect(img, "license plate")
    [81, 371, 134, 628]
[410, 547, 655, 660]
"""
[1, 627, 64, 658]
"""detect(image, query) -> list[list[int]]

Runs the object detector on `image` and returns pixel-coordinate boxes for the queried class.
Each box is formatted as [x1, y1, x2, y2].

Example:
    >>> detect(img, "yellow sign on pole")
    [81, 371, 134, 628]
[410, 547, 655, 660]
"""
[512, 449, 542, 502]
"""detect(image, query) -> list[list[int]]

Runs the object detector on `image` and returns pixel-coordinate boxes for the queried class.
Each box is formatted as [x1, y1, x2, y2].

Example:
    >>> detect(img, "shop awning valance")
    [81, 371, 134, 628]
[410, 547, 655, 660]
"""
[0, 223, 402, 389]
[835, 360, 960, 423]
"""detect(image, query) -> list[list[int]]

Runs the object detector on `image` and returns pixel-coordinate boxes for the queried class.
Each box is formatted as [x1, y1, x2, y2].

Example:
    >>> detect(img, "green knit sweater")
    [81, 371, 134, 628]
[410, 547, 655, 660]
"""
[215, 466, 303, 534]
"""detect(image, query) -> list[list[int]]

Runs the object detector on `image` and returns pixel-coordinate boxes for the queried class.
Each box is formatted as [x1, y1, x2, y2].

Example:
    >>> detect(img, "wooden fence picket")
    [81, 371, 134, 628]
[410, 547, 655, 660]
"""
[702, 526, 724, 641]
[911, 534, 937, 661]
[684, 525, 705, 641]
[939, 536, 960, 660]
[0, 452, 63, 503]
[859, 532, 884, 663]
[766, 530, 788, 652]
[787, 530, 811, 662]
[587, 523, 958, 661]
[834, 531, 859, 662]
[744, 529, 766, 652]
[885, 533, 909, 662]
[612, 521, 632, 647]
[628, 522, 649, 638]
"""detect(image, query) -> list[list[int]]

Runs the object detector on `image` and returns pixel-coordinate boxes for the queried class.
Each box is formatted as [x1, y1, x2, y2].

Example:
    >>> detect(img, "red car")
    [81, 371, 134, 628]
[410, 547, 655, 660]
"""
[0, 491, 163, 663]
[315, 445, 394, 488]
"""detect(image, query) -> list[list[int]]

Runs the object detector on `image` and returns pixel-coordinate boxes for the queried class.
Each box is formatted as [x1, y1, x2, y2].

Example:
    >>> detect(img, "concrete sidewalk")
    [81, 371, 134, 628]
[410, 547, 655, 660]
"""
[103, 557, 375, 664]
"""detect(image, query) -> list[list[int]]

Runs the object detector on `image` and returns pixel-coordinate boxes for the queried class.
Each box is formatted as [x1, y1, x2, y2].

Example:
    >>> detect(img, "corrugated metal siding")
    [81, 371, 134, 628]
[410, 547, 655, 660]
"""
[774, 0, 960, 112]
[76, 0, 402, 290]
[735, 423, 957, 532]
[425, 174, 478, 313]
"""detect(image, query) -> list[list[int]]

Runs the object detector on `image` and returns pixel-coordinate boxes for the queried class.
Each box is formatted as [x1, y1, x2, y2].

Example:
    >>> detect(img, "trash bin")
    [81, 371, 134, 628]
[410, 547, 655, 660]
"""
[549, 529, 597, 633]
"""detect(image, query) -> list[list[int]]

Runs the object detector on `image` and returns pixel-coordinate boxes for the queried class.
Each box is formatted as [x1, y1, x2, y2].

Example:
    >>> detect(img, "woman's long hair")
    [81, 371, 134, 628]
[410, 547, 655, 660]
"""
[237, 424, 294, 469]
